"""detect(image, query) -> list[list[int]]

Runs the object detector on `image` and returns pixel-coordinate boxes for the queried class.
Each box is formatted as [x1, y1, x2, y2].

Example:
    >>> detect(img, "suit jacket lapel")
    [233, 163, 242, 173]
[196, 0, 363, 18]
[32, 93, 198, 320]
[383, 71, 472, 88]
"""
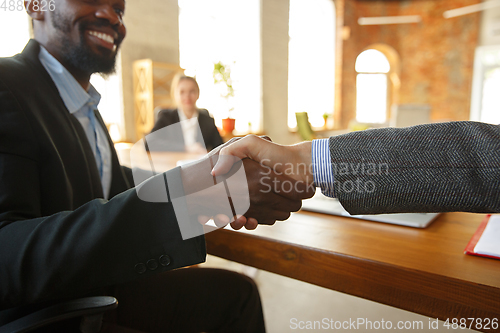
[172, 110, 180, 123]
[68, 114, 105, 198]
[21, 40, 66, 108]
[21, 39, 106, 199]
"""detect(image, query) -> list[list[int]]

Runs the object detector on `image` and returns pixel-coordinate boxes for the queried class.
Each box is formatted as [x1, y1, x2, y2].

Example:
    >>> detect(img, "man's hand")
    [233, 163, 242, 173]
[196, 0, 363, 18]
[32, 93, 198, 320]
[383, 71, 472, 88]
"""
[210, 135, 316, 230]
[231, 158, 314, 229]
[212, 135, 314, 185]
[189, 157, 314, 230]
[180, 136, 314, 230]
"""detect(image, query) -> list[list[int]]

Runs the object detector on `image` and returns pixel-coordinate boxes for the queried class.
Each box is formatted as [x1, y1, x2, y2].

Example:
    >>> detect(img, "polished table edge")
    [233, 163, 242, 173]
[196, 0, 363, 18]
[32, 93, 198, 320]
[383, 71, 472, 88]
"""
[115, 149, 500, 330]
[205, 220, 500, 332]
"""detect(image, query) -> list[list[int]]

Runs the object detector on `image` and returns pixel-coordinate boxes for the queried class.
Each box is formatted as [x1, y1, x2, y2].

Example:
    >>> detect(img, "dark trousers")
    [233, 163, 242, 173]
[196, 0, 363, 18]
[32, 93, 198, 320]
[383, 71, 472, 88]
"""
[103, 268, 266, 333]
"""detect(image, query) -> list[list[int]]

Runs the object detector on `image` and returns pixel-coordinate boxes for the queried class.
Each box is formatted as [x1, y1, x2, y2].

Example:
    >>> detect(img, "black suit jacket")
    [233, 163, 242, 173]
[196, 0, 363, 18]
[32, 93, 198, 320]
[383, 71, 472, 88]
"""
[151, 108, 223, 151]
[0, 40, 205, 314]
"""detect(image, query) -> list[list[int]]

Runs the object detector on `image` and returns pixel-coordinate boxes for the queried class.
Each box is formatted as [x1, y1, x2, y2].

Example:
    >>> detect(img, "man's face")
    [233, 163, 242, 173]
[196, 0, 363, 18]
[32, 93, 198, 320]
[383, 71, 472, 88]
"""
[44, 0, 126, 75]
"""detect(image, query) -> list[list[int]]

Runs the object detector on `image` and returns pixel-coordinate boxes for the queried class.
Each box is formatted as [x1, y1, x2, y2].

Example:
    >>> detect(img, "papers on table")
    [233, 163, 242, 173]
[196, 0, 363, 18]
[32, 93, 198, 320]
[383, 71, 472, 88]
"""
[474, 215, 500, 257]
[465, 215, 500, 260]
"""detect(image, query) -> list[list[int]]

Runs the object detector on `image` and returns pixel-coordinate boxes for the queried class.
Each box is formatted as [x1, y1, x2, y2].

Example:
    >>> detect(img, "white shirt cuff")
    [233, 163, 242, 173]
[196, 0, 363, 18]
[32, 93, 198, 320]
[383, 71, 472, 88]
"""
[312, 139, 336, 198]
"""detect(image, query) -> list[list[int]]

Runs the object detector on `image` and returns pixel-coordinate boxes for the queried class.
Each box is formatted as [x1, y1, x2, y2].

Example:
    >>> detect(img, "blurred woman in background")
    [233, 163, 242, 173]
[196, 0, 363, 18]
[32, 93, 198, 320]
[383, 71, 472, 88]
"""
[151, 75, 223, 152]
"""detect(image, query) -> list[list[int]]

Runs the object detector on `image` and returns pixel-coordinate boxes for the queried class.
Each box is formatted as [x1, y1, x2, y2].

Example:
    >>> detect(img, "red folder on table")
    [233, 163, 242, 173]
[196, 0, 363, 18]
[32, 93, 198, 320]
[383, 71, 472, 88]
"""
[464, 215, 500, 260]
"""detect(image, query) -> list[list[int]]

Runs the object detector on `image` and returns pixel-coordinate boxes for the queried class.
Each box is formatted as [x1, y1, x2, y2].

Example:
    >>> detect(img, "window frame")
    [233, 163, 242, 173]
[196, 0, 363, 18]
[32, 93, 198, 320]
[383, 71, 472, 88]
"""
[354, 49, 391, 124]
[470, 44, 500, 124]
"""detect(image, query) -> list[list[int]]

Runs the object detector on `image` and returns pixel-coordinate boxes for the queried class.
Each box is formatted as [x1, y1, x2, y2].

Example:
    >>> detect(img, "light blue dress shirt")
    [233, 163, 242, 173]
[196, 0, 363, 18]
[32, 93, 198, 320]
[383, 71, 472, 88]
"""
[38, 46, 112, 199]
[312, 139, 336, 197]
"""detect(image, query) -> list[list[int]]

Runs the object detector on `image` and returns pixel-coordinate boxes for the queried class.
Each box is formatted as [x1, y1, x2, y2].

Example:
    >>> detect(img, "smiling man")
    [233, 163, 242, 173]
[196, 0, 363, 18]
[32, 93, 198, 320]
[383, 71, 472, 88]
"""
[36, 0, 126, 83]
[0, 0, 301, 332]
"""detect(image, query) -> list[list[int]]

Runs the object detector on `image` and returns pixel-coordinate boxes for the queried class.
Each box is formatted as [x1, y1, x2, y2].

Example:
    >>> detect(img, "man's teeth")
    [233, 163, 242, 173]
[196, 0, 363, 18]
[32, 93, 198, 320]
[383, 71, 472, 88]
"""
[89, 31, 115, 45]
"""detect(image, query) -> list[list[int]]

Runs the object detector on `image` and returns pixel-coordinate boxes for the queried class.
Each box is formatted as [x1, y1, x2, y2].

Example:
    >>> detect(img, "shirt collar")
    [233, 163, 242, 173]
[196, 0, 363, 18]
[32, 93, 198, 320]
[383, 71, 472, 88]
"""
[38, 46, 101, 114]
[177, 108, 199, 122]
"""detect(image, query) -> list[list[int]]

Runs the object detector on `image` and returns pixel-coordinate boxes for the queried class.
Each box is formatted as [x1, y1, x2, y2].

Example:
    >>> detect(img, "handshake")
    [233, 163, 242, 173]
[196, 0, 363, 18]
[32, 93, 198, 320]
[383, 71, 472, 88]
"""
[177, 135, 316, 233]
[129, 134, 318, 239]
[132, 121, 322, 240]
[135, 120, 500, 237]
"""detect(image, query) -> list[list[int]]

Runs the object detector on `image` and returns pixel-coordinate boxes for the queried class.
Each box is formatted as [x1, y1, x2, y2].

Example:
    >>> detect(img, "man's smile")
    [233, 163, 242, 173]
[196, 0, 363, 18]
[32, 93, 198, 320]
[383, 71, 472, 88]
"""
[87, 29, 118, 51]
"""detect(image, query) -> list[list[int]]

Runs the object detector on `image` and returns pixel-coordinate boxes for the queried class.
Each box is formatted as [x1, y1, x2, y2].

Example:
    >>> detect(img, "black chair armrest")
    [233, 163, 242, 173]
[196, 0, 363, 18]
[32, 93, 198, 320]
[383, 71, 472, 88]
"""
[0, 296, 118, 333]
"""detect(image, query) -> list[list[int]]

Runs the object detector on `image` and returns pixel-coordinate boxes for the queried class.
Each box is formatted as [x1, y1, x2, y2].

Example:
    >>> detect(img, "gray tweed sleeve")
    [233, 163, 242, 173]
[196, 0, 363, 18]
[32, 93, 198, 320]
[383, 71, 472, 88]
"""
[328, 121, 500, 215]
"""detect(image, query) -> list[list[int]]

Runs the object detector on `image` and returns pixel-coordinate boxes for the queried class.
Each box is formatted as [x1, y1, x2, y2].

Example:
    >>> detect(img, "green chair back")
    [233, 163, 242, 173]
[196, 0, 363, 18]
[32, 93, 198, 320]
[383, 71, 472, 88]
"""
[295, 112, 315, 141]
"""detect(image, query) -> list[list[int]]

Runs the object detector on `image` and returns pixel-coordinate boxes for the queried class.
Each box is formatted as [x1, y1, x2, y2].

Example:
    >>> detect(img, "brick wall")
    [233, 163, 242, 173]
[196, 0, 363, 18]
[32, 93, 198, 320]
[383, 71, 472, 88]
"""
[341, 0, 481, 127]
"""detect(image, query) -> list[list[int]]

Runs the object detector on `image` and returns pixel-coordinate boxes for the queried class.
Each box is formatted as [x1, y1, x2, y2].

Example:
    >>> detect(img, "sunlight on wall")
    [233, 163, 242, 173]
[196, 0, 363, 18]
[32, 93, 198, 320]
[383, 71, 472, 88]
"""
[178, 0, 261, 133]
[0, 10, 31, 57]
[288, 0, 335, 129]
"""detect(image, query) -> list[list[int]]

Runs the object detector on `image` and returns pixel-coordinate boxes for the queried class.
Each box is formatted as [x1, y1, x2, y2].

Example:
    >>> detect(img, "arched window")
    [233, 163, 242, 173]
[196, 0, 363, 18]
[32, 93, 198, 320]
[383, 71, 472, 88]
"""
[355, 49, 390, 123]
[179, 0, 261, 133]
[288, 0, 335, 128]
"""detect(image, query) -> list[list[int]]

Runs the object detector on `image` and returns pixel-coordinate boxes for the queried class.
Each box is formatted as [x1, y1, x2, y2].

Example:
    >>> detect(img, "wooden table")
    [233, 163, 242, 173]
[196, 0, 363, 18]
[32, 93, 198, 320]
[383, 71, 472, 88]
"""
[114, 147, 500, 331]
[206, 212, 500, 332]
[114, 143, 204, 172]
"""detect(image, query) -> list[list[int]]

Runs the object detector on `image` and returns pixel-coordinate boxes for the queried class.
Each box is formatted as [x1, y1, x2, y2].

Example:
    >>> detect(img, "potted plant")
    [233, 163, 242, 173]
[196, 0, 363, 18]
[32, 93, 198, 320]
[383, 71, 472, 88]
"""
[213, 61, 235, 133]
[323, 112, 330, 128]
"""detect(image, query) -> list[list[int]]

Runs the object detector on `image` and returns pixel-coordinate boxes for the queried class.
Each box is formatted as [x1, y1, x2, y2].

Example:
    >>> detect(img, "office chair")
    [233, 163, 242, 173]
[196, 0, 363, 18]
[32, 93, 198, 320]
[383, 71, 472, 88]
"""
[0, 296, 118, 333]
[295, 112, 315, 141]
